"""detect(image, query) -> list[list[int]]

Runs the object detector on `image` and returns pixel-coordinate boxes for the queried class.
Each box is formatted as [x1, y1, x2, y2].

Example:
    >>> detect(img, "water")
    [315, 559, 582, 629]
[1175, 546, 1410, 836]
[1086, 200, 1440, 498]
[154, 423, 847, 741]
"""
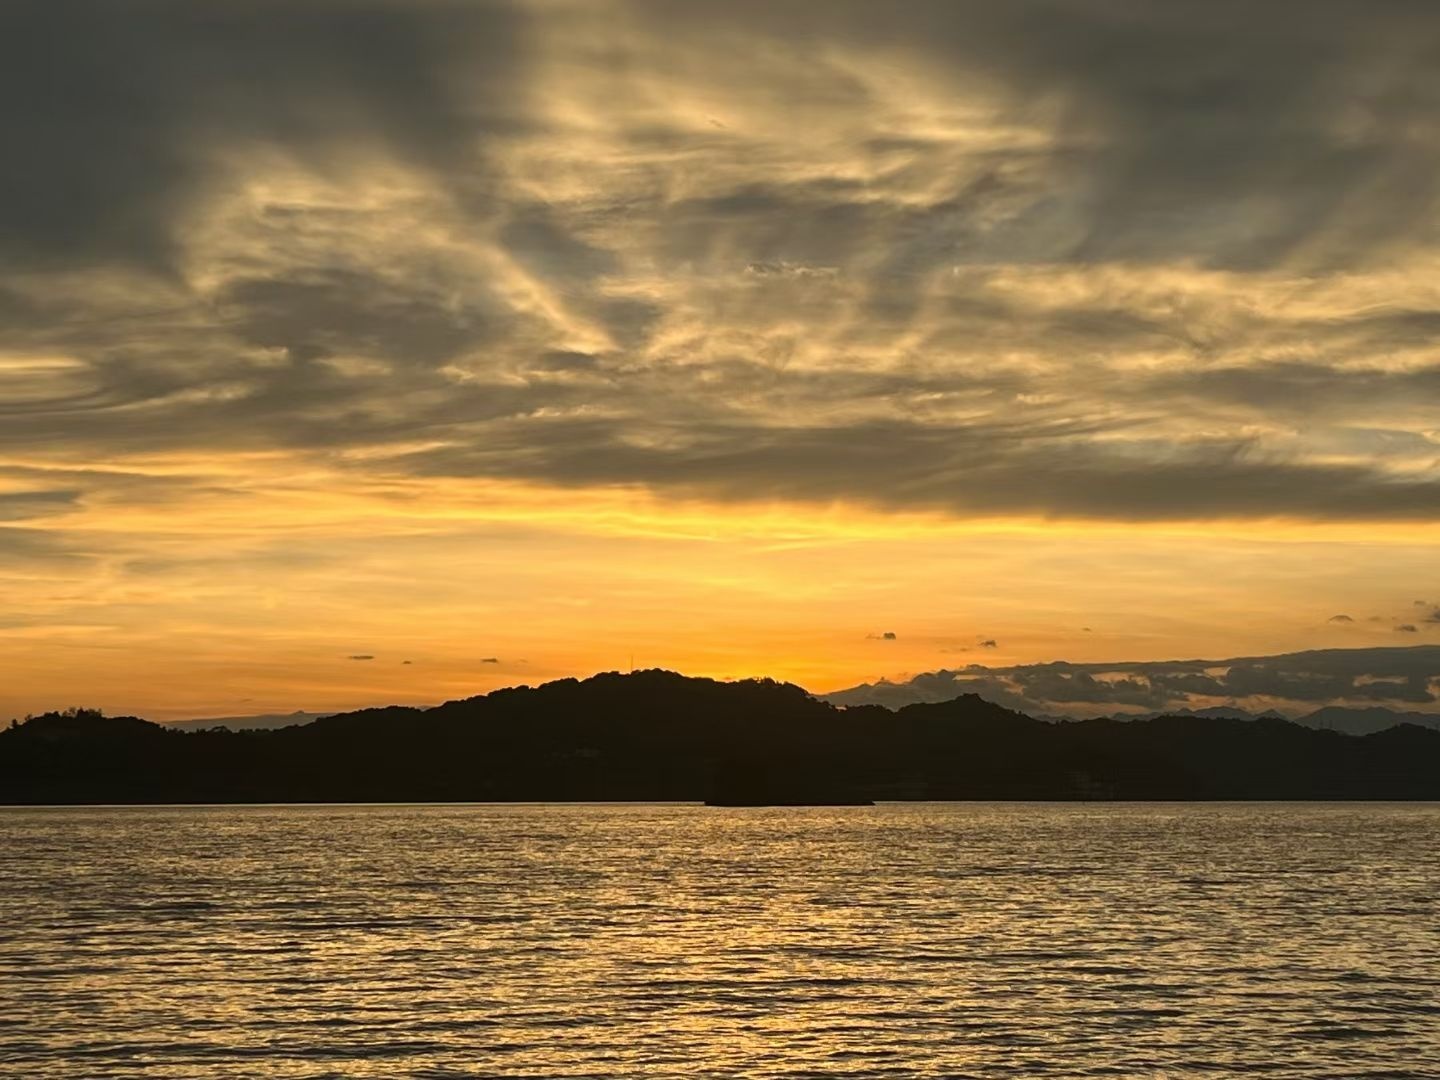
[1, 803, 1437, 1078]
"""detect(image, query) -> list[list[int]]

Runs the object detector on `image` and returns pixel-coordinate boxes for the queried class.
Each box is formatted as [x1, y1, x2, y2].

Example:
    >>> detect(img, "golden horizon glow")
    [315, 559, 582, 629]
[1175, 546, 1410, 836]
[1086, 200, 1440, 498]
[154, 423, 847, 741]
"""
[5, 453, 1439, 720]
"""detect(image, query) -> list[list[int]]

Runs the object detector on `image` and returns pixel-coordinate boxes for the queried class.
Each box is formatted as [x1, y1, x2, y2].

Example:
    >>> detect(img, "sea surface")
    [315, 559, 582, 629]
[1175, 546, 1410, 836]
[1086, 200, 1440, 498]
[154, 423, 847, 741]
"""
[1, 802, 1438, 1078]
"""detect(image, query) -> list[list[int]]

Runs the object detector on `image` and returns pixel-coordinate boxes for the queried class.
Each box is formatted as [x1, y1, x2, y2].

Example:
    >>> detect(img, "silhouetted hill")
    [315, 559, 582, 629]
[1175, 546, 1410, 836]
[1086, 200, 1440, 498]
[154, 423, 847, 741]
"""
[1295, 706, 1440, 736]
[1120, 704, 1440, 735]
[3, 674, 1438, 803]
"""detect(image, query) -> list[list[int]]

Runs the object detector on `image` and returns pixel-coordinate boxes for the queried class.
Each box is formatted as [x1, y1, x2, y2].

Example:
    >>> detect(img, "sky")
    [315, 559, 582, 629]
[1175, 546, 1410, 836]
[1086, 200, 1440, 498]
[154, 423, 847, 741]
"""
[4, 0, 1440, 721]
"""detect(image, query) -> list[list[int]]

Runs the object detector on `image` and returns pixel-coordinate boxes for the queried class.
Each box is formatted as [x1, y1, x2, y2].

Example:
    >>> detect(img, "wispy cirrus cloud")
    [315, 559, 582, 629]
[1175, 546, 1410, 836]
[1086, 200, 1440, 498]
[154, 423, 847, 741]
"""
[3, 0, 1440, 524]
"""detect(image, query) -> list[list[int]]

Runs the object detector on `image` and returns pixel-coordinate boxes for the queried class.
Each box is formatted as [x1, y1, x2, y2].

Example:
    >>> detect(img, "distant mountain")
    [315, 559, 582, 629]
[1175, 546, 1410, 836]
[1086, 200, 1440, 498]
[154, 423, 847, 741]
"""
[3, 672, 1439, 804]
[1124, 705, 1440, 735]
[836, 689, 1440, 735]
[163, 711, 332, 732]
[1098, 705, 1285, 723]
[1157, 706, 1286, 722]
[1294, 706, 1440, 737]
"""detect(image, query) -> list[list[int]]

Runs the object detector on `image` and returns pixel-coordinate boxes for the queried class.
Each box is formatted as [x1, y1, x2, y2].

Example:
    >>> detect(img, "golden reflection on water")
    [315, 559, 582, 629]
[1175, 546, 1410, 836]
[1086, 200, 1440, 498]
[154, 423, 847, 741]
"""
[1, 803, 1438, 1078]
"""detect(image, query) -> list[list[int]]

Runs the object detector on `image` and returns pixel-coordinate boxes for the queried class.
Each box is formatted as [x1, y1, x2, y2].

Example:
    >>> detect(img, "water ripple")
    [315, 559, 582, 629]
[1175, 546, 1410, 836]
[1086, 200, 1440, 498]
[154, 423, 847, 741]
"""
[1, 802, 1438, 1078]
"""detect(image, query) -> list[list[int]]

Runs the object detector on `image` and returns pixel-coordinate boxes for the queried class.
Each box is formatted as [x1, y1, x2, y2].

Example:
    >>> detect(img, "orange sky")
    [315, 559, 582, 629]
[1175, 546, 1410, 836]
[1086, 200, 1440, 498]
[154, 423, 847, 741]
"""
[4, 461, 1438, 719]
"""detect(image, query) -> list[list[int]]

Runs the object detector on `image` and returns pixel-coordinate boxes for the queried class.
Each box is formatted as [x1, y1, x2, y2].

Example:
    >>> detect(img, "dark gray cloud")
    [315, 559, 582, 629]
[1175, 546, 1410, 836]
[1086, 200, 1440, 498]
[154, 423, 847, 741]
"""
[1013, 668, 1170, 708]
[346, 654, 375, 661]
[217, 270, 493, 368]
[0, 0, 526, 272]
[394, 415, 1440, 521]
[1148, 361, 1440, 418]
[634, 0, 1440, 270]
[826, 646, 1440, 715]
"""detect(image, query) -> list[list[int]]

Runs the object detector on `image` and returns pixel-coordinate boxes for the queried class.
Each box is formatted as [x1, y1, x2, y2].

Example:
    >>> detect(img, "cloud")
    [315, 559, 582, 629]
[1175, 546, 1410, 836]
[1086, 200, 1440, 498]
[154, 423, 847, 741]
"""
[826, 646, 1440, 716]
[0, 490, 81, 522]
[634, 0, 1440, 269]
[347, 654, 376, 661]
[5, 0, 1440, 536]
[867, 631, 898, 640]
[0, 0, 526, 273]
[0, 525, 92, 567]
[1397, 625, 1419, 634]
[480, 657, 501, 664]
[1013, 669, 1169, 708]
[1328, 614, 1355, 623]
[979, 639, 998, 649]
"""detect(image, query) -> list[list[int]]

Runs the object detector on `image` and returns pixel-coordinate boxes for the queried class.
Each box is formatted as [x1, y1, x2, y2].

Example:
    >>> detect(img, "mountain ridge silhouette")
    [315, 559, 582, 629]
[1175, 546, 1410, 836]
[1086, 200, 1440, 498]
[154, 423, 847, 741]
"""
[4, 670, 1438, 803]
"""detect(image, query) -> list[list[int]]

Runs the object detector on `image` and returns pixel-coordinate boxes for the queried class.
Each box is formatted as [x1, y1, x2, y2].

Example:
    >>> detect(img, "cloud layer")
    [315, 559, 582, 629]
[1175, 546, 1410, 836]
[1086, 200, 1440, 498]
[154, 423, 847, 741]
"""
[826, 646, 1440, 717]
[4, 0, 1440, 524]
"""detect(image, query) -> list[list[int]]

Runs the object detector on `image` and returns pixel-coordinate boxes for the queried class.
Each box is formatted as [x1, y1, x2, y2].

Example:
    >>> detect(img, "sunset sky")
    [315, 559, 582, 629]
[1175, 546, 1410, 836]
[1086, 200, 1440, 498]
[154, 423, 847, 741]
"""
[5, 0, 1440, 721]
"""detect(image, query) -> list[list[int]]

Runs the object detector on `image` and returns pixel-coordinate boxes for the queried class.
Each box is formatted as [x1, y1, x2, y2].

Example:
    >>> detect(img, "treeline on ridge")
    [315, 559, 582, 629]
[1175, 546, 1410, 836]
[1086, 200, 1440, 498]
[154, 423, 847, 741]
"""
[3, 670, 1438, 803]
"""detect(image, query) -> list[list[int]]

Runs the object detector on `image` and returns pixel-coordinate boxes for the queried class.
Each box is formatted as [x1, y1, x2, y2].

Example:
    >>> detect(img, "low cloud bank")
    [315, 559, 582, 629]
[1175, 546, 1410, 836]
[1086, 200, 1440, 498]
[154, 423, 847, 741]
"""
[825, 646, 1440, 718]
